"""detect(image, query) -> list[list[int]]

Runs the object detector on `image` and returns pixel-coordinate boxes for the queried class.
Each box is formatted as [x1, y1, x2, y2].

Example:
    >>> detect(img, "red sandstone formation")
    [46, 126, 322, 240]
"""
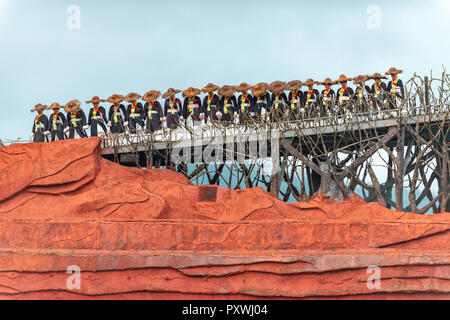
[0, 138, 448, 299]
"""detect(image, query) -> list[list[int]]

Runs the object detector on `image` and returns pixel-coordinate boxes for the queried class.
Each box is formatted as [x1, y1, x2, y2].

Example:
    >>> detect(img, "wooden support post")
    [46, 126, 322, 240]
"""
[395, 124, 405, 211]
[311, 169, 321, 194]
[385, 148, 394, 209]
[424, 76, 430, 113]
[367, 165, 387, 207]
[439, 136, 449, 212]
[270, 167, 281, 198]
[305, 167, 314, 197]
[319, 162, 346, 202]
[270, 130, 281, 198]
[311, 156, 323, 194]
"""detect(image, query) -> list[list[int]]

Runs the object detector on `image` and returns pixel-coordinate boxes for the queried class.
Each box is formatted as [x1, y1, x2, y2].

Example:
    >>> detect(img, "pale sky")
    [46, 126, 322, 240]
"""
[0, 0, 449, 140]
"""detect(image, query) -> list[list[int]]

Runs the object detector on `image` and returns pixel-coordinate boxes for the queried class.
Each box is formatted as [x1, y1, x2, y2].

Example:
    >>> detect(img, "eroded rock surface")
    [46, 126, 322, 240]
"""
[0, 138, 448, 299]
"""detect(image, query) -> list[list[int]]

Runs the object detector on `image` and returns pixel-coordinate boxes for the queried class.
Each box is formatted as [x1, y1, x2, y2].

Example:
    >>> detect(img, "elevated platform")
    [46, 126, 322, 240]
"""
[99, 107, 449, 166]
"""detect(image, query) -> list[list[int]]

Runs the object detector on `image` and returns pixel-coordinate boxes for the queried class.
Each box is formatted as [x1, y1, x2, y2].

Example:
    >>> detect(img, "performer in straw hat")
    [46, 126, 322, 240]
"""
[125, 92, 144, 134]
[201, 83, 221, 124]
[368, 73, 388, 112]
[65, 100, 88, 139]
[287, 80, 303, 120]
[335, 74, 355, 115]
[30, 104, 49, 143]
[353, 75, 372, 114]
[235, 83, 254, 124]
[182, 87, 204, 127]
[107, 94, 128, 134]
[218, 85, 237, 124]
[252, 83, 270, 120]
[385, 67, 405, 110]
[86, 96, 108, 137]
[143, 90, 164, 133]
[162, 88, 183, 129]
[302, 79, 320, 118]
[318, 78, 336, 117]
[268, 81, 288, 121]
[47, 102, 67, 141]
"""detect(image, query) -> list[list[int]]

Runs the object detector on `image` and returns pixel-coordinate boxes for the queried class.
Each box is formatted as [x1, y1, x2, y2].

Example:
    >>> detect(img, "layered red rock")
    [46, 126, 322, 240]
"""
[0, 138, 448, 299]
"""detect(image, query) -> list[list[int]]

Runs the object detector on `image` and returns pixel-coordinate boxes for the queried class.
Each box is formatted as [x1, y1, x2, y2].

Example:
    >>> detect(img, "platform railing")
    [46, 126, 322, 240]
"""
[99, 103, 449, 152]
[2, 100, 449, 148]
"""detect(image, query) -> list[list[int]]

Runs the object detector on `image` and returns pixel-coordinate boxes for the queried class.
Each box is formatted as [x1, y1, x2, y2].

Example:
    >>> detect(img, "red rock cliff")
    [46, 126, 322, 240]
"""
[0, 138, 448, 299]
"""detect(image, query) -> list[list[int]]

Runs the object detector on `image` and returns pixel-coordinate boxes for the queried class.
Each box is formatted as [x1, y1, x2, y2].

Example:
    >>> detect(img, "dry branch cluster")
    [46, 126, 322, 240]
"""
[99, 73, 449, 213]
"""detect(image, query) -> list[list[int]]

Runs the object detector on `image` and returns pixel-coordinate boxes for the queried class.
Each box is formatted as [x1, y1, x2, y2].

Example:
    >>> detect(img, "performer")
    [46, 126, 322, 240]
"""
[64, 100, 88, 139]
[143, 90, 164, 132]
[252, 83, 270, 120]
[30, 103, 49, 143]
[125, 92, 144, 134]
[218, 85, 237, 124]
[385, 67, 405, 110]
[47, 102, 67, 141]
[268, 81, 288, 121]
[335, 74, 355, 115]
[236, 83, 254, 124]
[302, 79, 320, 118]
[86, 96, 108, 137]
[201, 83, 221, 124]
[369, 73, 388, 112]
[318, 78, 336, 117]
[353, 75, 372, 113]
[163, 88, 183, 129]
[287, 80, 303, 120]
[182, 87, 204, 127]
[107, 94, 128, 134]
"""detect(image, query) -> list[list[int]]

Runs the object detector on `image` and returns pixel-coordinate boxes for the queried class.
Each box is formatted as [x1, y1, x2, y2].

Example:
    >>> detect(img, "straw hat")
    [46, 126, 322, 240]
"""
[64, 100, 81, 113]
[252, 83, 269, 97]
[202, 83, 220, 93]
[353, 75, 370, 84]
[107, 94, 125, 104]
[30, 103, 47, 113]
[86, 96, 105, 104]
[268, 81, 286, 93]
[219, 85, 236, 97]
[183, 87, 201, 98]
[369, 73, 387, 80]
[336, 74, 353, 83]
[287, 80, 303, 91]
[318, 78, 336, 86]
[47, 102, 62, 110]
[385, 67, 403, 75]
[162, 88, 181, 99]
[235, 83, 253, 92]
[142, 90, 161, 102]
[303, 78, 318, 86]
[124, 92, 142, 103]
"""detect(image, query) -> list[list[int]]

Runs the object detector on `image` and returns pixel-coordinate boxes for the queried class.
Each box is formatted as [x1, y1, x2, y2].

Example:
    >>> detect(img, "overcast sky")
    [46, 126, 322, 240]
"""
[0, 0, 449, 140]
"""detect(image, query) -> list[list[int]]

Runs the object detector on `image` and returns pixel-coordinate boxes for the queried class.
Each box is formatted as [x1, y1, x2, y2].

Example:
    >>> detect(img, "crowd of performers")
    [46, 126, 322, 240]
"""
[30, 67, 405, 143]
